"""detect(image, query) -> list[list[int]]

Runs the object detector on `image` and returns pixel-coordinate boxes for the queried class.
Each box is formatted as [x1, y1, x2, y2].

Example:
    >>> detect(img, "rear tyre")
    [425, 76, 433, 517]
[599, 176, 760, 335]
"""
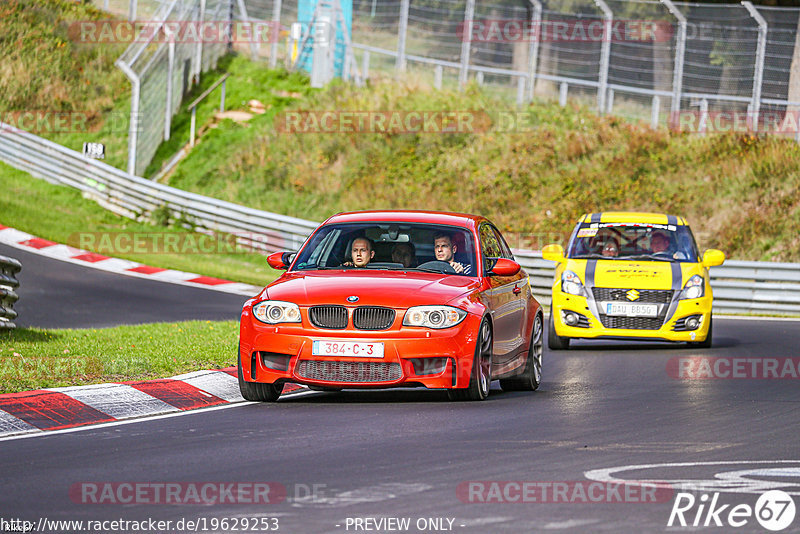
[500, 312, 543, 392]
[547, 311, 570, 350]
[691, 316, 713, 349]
[237, 346, 284, 402]
[448, 318, 492, 401]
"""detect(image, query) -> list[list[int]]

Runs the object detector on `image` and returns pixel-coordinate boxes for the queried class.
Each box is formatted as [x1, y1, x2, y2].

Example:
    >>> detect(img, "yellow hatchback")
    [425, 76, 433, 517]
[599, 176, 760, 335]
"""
[543, 212, 725, 349]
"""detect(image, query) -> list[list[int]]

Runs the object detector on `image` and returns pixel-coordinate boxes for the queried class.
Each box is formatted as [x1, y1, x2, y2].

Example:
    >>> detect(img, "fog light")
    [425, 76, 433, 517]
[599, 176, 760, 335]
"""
[564, 312, 578, 326]
[686, 316, 700, 330]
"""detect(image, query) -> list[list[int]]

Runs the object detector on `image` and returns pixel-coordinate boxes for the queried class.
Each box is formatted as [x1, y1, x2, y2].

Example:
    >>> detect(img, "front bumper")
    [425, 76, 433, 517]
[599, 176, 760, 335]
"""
[551, 292, 713, 342]
[239, 313, 483, 389]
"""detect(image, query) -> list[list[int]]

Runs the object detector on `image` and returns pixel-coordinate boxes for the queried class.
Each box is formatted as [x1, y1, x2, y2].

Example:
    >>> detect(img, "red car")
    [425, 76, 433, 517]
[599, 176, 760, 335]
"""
[238, 211, 543, 401]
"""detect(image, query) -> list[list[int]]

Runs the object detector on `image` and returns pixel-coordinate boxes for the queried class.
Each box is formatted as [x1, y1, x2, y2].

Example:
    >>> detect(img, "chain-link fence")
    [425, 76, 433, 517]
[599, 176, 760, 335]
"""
[99, 0, 800, 177]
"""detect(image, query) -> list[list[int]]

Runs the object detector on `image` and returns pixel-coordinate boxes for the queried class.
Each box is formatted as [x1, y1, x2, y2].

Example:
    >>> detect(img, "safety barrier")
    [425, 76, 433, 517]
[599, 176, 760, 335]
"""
[0, 255, 21, 329]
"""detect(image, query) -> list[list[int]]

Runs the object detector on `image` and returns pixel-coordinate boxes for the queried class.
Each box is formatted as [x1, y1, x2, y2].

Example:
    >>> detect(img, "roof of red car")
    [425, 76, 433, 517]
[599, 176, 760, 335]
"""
[323, 210, 485, 228]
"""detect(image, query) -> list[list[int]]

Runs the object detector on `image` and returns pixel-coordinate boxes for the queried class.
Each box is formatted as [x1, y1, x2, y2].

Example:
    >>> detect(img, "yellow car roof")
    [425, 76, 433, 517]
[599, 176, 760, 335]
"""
[579, 212, 688, 225]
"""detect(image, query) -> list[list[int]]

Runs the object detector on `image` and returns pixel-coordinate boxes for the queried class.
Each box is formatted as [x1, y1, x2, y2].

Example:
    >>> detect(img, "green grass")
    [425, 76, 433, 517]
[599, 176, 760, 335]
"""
[0, 162, 279, 287]
[162, 70, 800, 262]
[0, 321, 238, 393]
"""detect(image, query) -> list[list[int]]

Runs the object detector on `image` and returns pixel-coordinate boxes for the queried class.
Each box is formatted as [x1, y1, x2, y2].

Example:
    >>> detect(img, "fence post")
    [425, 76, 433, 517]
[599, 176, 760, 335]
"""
[362, 50, 370, 81]
[559, 82, 568, 107]
[164, 36, 175, 141]
[116, 60, 140, 175]
[270, 0, 283, 68]
[517, 76, 525, 107]
[194, 0, 207, 84]
[526, 0, 542, 102]
[434, 65, 443, 89]
[592, 0, 612, 114]
[651, 95, 661, 129]
[699, 98, 708, 136]
[129, 0, 136, 21]
[606, 88, 615, 114]
[743, 1, 767, 133]
[476, 71, 484, 85]
[459, 0, 475, 89]
[396, 0, 410, 71]
[660, 0, 686, 127]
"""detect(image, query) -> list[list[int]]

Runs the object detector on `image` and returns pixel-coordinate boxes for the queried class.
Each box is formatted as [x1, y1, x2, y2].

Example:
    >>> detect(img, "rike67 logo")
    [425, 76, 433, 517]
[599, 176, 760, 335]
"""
[668, 490, 796, 531]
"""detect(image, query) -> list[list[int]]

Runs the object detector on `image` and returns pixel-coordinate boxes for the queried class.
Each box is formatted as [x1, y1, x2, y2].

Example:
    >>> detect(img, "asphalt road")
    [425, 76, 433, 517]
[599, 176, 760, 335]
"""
[0, 243, 250, 328]
[2, 317, 800, 533]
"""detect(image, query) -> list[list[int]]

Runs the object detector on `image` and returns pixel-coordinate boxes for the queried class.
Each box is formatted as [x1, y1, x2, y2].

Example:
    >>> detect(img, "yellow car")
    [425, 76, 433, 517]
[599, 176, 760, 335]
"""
[542, 212, 725, 349]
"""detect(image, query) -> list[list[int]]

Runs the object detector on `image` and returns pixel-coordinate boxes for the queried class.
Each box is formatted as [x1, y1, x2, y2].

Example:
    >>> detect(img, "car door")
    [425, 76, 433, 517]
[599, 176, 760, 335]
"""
[479, 223, 526, 364]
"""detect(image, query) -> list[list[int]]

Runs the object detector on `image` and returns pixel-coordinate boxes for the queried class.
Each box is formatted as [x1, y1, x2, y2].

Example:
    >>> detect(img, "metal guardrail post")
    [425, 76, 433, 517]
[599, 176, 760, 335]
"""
[660, 0, 687, 126]
[396, 0, 410, 71]
[526, 0, 542, 102]
[0, 255, 21, 330]
[743, 1, 767, 133]
[593, 0, 613, 114]
[459, 0, 475, 89]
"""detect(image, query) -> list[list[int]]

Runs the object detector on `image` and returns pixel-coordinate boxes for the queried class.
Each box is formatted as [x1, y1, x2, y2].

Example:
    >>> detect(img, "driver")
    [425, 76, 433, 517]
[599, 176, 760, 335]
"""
[433, 232, 471, 274]
[343, 237, 374, 268]
[650, 231, 672, 255]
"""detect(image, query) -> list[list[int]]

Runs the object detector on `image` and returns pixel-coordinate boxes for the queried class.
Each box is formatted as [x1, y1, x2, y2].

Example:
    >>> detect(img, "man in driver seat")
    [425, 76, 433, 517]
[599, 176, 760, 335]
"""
[433, 232, 471, 274]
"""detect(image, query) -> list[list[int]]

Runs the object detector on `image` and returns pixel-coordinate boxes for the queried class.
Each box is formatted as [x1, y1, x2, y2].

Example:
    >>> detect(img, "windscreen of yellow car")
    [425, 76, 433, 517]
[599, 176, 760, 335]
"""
[566, 223, 700, 262]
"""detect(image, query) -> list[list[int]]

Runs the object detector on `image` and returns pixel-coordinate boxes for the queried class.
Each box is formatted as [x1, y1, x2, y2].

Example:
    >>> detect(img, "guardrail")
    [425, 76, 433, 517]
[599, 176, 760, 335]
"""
[0, 255, 21, 330]
[1, 122, 799, 316]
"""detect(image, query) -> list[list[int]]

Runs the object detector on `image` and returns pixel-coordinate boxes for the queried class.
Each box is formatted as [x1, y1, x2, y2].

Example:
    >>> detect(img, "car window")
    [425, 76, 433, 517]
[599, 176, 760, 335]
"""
[292, 222, 477, 275]
[566, 222, 700, 262]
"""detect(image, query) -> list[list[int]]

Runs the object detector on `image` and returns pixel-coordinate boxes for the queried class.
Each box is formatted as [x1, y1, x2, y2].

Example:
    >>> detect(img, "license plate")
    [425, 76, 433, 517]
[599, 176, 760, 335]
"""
[312, 340, 384, 358]
[604, 302, 658, 317]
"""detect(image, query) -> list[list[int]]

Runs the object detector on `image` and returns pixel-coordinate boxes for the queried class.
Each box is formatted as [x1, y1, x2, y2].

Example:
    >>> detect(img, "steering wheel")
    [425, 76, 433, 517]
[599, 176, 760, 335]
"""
[416, 260, 457, 274]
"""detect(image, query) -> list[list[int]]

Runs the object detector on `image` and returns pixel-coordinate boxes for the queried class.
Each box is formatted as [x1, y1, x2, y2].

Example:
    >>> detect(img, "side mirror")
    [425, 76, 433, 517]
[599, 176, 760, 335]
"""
[267, 251, 293, 270]
[542, 244, 565, 263]
[490, 258, 521, 276]
[701, 249, 725, 267]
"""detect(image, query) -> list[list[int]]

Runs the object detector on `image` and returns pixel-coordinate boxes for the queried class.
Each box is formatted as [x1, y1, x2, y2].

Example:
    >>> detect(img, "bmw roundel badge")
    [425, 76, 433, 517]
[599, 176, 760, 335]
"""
[347, 295, 359, 303]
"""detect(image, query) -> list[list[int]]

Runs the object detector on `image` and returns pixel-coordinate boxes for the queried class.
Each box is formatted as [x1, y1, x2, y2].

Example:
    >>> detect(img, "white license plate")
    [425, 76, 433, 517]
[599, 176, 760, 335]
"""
[604, 302, 658, 317]
[312, 340, 384, 358]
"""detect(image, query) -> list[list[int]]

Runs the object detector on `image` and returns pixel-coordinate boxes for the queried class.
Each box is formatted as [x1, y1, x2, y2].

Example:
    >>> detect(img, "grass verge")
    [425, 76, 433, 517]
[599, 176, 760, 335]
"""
[0, 320, 238, 394]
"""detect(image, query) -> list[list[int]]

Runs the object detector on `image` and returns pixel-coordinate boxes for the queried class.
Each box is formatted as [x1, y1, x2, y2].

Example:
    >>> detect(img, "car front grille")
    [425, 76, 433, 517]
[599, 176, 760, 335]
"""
[592, 288, 674, 304]
[309, 305, 348, 329]
[295, 360, 402, 383]
[598, 315, 665, 330]
[353, 306, 395, 330]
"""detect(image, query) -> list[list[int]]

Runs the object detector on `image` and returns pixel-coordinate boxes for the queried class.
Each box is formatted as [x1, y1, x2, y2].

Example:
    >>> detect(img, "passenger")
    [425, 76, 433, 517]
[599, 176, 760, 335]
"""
[433, 232, 471, 274]
[343, 237, 374, 268]
[391, 242, 416, 268]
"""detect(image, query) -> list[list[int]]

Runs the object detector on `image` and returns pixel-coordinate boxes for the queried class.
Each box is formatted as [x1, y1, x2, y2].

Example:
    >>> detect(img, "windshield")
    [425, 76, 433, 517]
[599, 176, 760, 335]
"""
[292, 222, 477, 275]
[566, 222, 700, 262]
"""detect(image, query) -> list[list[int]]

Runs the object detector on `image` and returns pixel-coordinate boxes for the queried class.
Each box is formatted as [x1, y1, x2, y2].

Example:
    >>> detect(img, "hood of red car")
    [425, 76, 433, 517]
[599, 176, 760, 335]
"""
[264, 271, 481, 308]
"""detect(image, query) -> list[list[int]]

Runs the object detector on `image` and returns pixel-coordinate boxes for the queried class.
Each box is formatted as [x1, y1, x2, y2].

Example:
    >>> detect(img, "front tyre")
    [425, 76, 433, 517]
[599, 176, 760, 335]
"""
[548, 311, 570, 350]
[500, 312, 543, 392]
[237, 346, 283, 402]
[448, 318, 492, 401]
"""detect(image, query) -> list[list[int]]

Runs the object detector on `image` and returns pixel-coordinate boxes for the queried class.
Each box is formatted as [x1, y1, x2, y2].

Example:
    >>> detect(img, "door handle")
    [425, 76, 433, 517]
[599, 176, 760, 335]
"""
[513, 285, 521, 295]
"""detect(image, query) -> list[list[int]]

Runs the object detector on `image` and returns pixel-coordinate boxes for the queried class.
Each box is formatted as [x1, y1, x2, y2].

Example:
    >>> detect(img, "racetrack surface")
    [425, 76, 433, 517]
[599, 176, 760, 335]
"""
[2, 317, 799, 533]
[0, 242, 250, 328]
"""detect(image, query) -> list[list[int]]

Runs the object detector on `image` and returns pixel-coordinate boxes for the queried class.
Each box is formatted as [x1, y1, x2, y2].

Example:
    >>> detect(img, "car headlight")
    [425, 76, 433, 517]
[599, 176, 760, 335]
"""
[403, 306, 467, 329]
[561, 270, 585, 296]
[681, 275, 705, 300]
[253, 300, 301, 324]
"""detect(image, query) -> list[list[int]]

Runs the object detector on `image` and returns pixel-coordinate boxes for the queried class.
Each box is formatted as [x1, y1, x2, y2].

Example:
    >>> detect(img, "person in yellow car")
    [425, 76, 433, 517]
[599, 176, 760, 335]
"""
[542, 212, 725, 349]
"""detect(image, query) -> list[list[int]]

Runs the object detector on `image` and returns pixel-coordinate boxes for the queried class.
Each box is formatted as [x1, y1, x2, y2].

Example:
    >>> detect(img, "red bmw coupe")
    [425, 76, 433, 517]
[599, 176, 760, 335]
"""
[238, 211, 543, 401]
